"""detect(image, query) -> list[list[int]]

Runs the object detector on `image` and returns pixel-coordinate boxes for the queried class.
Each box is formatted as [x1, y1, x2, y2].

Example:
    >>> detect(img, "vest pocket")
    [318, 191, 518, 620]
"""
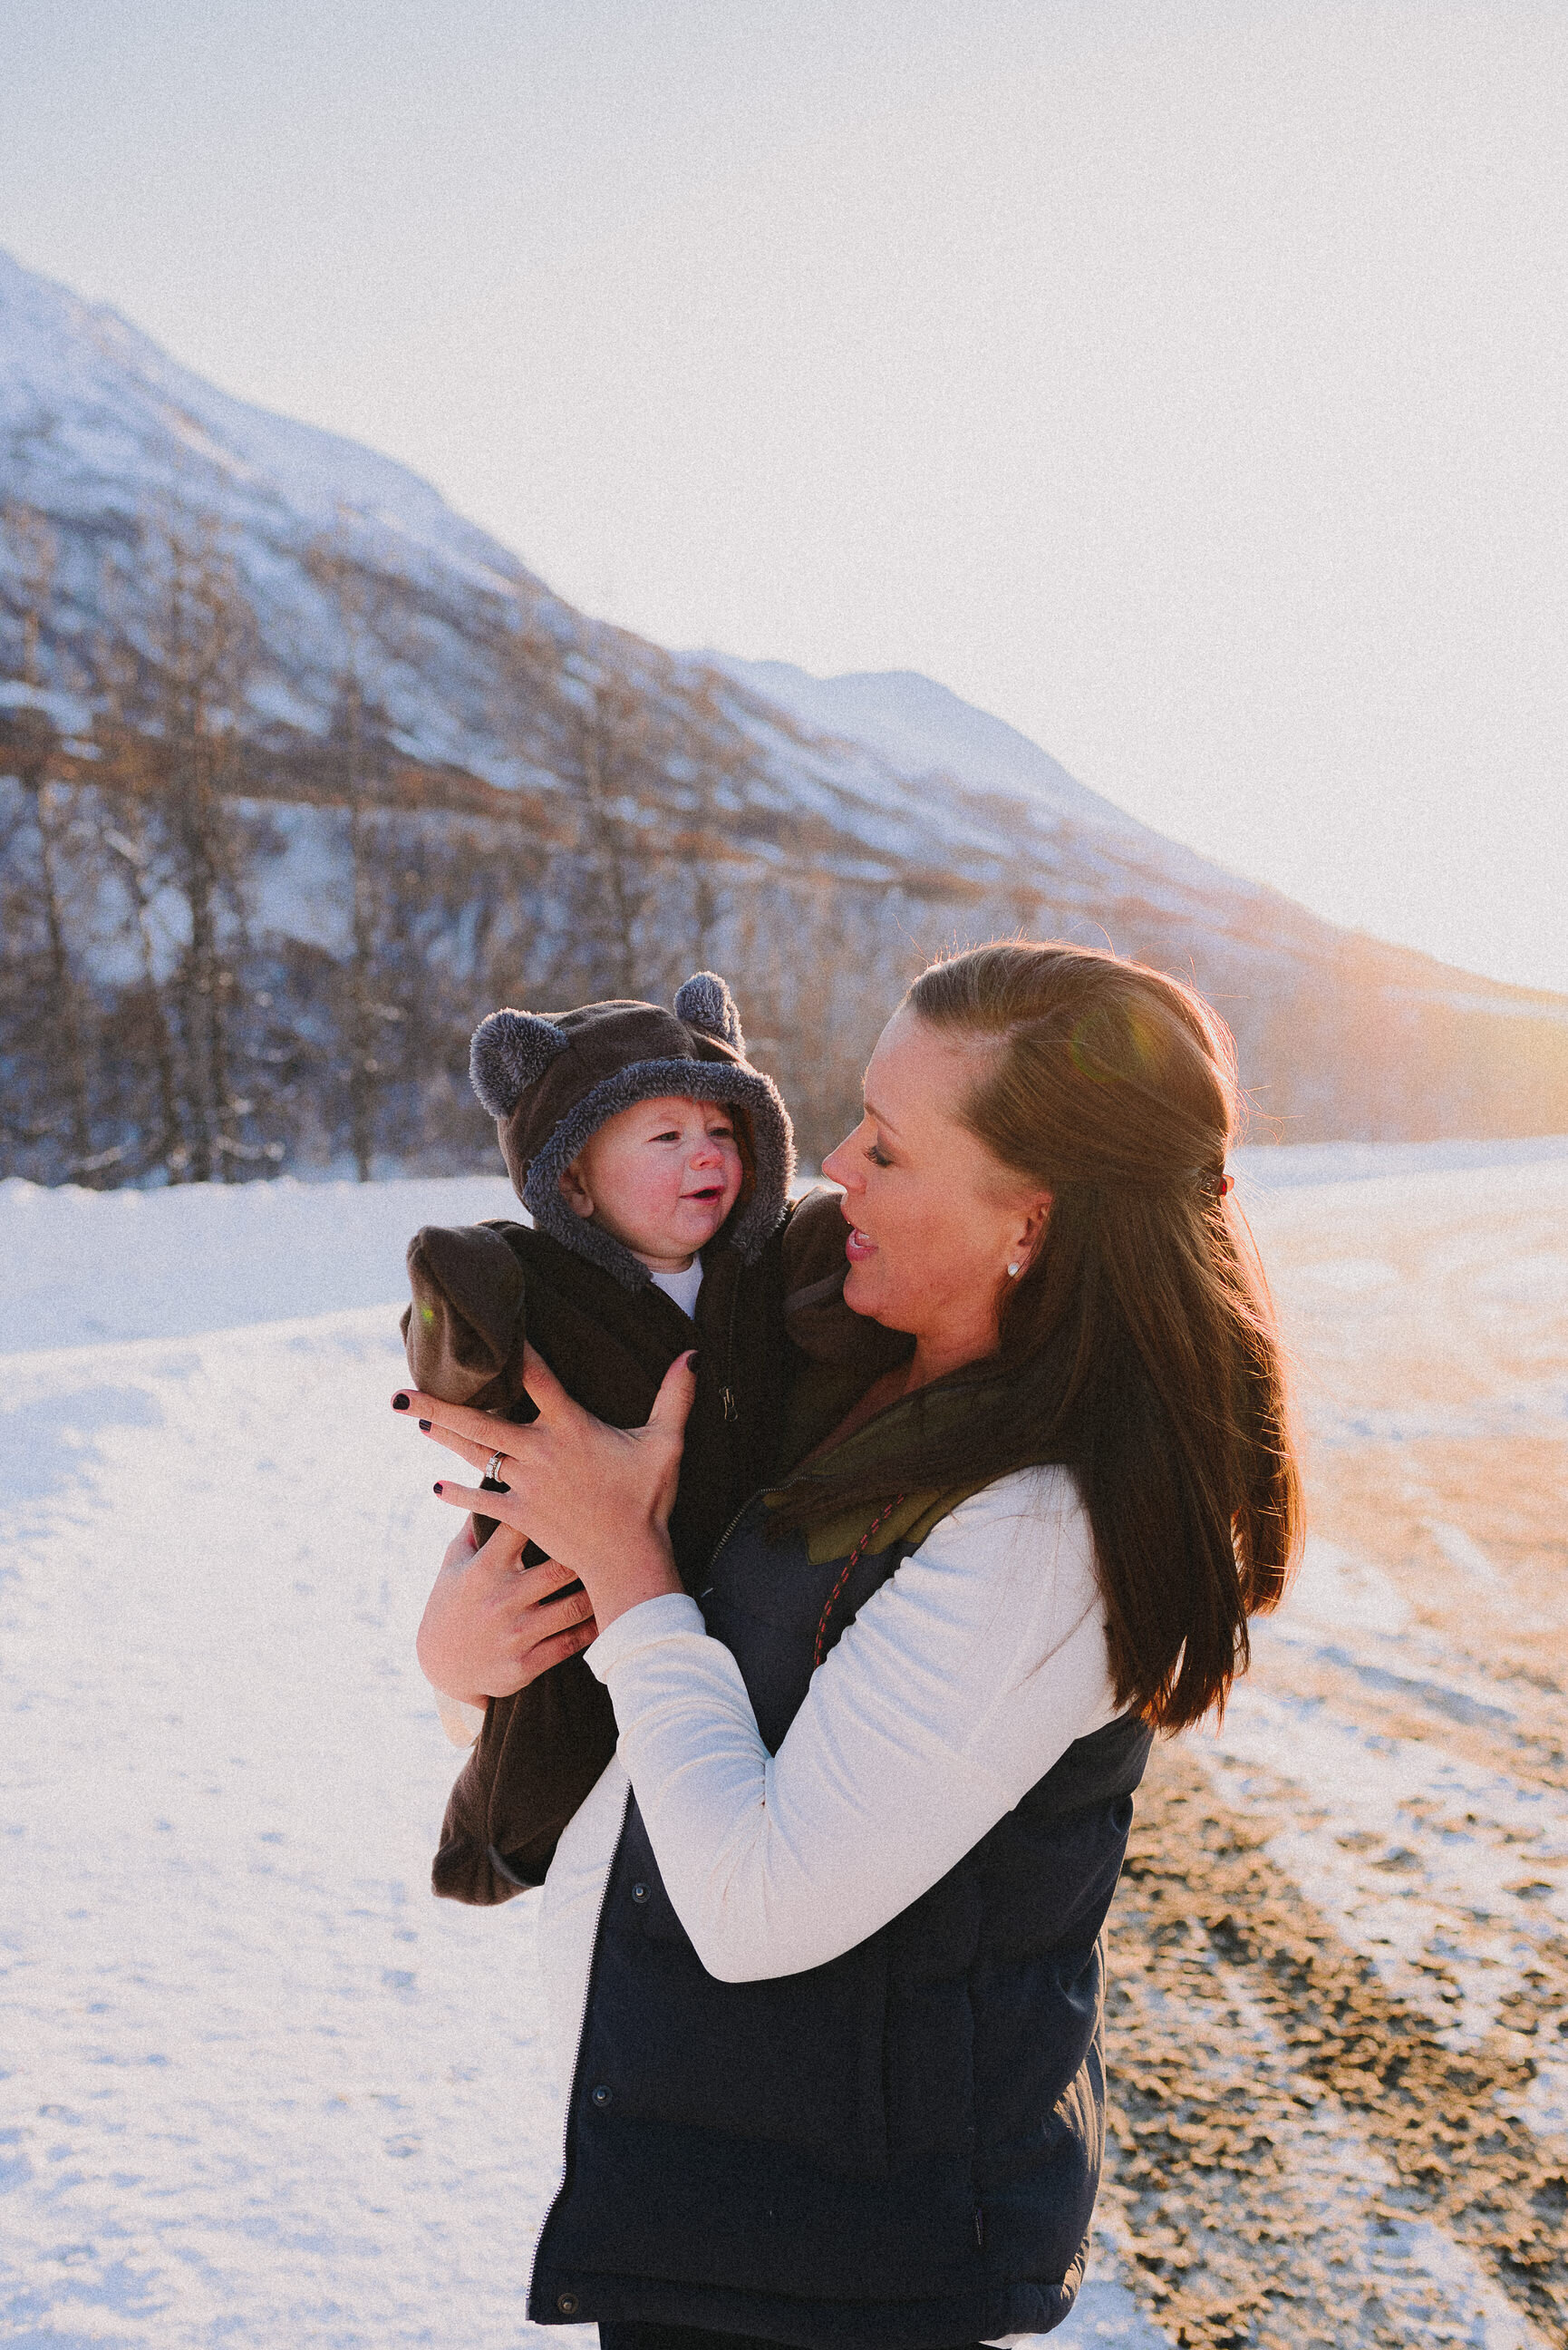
[592, 1922, 892, 2182]
[884, 1970, 976, 2158]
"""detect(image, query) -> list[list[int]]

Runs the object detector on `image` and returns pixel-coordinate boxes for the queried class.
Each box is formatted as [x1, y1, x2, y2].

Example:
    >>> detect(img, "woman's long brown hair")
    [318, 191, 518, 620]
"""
[776, 941, 1302, 1732]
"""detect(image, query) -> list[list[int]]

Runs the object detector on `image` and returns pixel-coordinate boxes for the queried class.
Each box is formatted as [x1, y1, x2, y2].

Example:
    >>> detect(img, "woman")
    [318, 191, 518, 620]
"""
[409, 942, 1301, 2350]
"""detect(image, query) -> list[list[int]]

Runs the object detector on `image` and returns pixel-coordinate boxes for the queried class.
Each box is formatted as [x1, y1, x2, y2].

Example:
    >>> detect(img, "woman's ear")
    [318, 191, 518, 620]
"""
[1010, 1193, 1052, 1273]
[558, 1155, 595, 1221]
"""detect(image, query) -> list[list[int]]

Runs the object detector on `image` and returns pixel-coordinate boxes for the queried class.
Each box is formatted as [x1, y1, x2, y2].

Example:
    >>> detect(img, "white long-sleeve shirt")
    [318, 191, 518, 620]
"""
[537, 1462, 1118, 2091]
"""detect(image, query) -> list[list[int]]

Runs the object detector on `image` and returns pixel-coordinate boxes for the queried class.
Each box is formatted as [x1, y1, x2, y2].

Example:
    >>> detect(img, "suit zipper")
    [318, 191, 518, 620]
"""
[721, 1262, 743, 1422]
[527, 1783, 633, 2312]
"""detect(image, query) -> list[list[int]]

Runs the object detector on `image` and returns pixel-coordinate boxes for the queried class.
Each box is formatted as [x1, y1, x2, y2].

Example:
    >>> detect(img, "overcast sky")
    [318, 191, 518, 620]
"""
[5, 0, 1566, 993]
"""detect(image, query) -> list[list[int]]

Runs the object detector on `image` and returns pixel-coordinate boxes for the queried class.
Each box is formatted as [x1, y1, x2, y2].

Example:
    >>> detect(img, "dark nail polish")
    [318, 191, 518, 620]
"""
[419, 1419, 431, 1432]
[686, 1350, 700, 1372]
[392, 1393, 411, 1411]
[432, 1481, 443, 1495]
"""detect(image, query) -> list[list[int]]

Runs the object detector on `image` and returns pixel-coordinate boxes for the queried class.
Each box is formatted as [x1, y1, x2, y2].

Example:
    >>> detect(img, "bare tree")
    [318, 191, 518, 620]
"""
[101, 810, 187, 1176]
[0, 500, 96, 1172]
[305, 527, 398, 1179]
[674, 669, 750, 972]
[82, 549, 189, 1179]
[560, 660, 670, 999]
[133, 511, 257, 1182]
[479, 586, 585, 999]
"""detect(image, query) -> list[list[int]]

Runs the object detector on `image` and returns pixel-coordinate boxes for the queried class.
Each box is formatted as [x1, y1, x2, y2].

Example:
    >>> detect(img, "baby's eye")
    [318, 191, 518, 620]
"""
[651, 1129, 682, 1144]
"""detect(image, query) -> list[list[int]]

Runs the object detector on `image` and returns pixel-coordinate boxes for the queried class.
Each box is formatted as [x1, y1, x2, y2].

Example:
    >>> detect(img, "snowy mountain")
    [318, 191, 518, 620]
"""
[0, 243, 1304, 912]
[3, 240, 1568, 1180]
[707, 655, 1143, 840]
[0, 245, 537, 602]
[0, 245, 566, 786]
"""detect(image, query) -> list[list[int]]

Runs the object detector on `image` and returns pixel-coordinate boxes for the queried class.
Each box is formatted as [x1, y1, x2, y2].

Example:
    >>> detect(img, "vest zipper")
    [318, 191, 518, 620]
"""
[698, 1491, 761, 1600]
[527, 1782, 634, 2314]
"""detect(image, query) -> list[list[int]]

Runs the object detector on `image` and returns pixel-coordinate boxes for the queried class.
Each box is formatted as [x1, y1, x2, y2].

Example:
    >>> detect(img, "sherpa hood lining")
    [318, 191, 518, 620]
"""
[520, 1057, 795, 1291]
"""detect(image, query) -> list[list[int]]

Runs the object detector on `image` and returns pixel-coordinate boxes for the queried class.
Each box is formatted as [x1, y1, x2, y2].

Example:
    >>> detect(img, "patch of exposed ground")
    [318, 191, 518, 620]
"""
[1097, 1743, 1566, 2348]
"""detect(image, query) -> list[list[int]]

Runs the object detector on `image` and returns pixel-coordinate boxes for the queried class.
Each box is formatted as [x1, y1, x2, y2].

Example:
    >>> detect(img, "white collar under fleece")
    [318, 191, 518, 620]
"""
[648, 1260, 703, 1320]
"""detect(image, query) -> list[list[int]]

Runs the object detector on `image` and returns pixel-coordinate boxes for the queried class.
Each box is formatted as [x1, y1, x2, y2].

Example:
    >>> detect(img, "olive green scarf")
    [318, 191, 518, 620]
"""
[766, 1369, 997, 1565]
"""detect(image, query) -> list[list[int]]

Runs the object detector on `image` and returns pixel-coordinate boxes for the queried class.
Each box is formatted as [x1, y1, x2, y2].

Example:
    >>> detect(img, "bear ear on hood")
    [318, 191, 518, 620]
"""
[674, 970, 744, 1057]
[469, 1009, 570, 1119]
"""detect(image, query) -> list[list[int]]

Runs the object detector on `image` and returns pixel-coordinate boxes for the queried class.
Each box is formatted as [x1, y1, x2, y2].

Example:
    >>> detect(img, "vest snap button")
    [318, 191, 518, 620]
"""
[591, 2083, 613, 2108]
[631, 1881, 650, 1903]
[557, 2294, 579, 2316]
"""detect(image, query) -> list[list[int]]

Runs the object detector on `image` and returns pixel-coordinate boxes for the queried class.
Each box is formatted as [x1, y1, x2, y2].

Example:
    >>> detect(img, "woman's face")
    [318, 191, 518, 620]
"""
[820, 1008, 1050, 1372]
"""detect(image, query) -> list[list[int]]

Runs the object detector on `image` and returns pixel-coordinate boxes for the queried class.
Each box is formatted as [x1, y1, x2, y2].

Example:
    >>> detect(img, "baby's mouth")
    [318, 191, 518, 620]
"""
[682, 1185, 724, 1205]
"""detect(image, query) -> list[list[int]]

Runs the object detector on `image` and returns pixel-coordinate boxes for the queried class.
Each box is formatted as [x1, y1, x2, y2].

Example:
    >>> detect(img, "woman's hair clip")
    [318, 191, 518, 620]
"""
[1215, 1172, 1234, 1200]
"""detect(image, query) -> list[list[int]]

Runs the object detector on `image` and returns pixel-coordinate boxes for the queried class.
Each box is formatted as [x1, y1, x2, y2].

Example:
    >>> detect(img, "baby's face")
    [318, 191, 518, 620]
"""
[559, 1095, 744, 1271]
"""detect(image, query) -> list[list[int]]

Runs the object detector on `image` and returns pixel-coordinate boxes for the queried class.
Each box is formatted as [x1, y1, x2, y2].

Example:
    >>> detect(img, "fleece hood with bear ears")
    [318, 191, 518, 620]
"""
[469, 971, 796, 1291]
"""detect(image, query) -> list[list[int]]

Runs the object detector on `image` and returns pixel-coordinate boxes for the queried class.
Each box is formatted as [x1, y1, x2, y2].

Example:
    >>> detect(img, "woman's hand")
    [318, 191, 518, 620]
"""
[415, 1517, 599, 1707]
[398, 1342, 694, 1635]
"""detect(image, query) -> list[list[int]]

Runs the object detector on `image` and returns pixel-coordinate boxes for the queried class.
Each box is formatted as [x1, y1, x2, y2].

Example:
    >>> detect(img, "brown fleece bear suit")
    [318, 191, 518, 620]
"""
[403, 972, 904, 1903]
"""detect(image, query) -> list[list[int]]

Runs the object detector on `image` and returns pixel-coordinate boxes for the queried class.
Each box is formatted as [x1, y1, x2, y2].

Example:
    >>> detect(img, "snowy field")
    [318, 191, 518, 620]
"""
[3, 1148, 1565, 2348]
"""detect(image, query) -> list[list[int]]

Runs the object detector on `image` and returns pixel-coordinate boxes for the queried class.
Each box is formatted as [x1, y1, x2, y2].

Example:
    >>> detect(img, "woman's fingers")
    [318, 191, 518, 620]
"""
[432, 1474, 493, 1515]
[520, 1583, 595, 1633]
[497, 1564, 598, 1689]
[514, 1554, 586, 1602]
[440, 1520, 480, 1575]
[400, 1350, 687, 1627]
[435, 1476, 541, 1548]
[646, 1345, 700, 1437]
[392, 1388, 498, 1443]
[515, 1619, 598, 1685]
[518, 1340, 575, 1420]
[422, 1423, 508, 1472]
[418, 1524, 597, 1704]
[392, 1356, 569, 1437]
[468, 1517, 527, 1571]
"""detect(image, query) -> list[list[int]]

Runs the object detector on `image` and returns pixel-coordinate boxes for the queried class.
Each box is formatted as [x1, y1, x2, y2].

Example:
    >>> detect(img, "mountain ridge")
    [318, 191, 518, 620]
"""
[0, 238, 1544, 985]
[3, 241, 1566, 1181]
[704, 654, 1142, 833]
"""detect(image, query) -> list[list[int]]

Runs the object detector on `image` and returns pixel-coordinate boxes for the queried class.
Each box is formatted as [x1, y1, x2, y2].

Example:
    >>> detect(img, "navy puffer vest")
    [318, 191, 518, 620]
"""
[528, 1496, 1152, 2350]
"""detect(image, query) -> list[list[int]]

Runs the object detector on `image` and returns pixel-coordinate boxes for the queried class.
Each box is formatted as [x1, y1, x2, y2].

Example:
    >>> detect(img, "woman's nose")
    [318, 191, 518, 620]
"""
[821, 1138, 857, 1189]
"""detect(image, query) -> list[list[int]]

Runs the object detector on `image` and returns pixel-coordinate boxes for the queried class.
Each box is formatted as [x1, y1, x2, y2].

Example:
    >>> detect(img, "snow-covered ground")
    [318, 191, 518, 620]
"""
[3, 1146, 1564, 2347]
[0, 1172, 521, 1351]
[1207, 1152, 1568, 2118]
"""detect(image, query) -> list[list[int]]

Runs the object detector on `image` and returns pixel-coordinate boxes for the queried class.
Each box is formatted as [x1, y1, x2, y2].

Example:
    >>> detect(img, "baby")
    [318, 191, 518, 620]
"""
[404, 973, 805, 1903]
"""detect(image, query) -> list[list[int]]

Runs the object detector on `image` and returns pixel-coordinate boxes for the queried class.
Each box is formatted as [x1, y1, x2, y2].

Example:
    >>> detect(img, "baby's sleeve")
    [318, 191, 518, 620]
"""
[402, 1222, 528, 1407]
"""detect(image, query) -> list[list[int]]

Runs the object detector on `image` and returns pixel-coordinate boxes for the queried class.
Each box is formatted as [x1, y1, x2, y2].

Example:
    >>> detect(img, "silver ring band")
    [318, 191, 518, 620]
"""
[485, 1449, 507, 1484]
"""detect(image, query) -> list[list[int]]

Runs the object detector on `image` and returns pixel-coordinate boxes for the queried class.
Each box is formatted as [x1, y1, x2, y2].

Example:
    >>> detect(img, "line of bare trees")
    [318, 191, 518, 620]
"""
[0, 497, 893, 1189]
[2, 499, 295, 1184]
[19, 490, 1555, 1193]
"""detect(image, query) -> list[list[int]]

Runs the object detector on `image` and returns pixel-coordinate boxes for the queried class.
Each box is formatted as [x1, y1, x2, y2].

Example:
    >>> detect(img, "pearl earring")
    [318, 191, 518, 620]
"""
[1007, 1263, 1021, 1277]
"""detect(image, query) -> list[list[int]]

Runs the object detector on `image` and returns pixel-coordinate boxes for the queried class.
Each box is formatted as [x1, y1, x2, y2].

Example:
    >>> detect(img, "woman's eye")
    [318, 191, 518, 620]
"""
[866, 1141, 892, 1168]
